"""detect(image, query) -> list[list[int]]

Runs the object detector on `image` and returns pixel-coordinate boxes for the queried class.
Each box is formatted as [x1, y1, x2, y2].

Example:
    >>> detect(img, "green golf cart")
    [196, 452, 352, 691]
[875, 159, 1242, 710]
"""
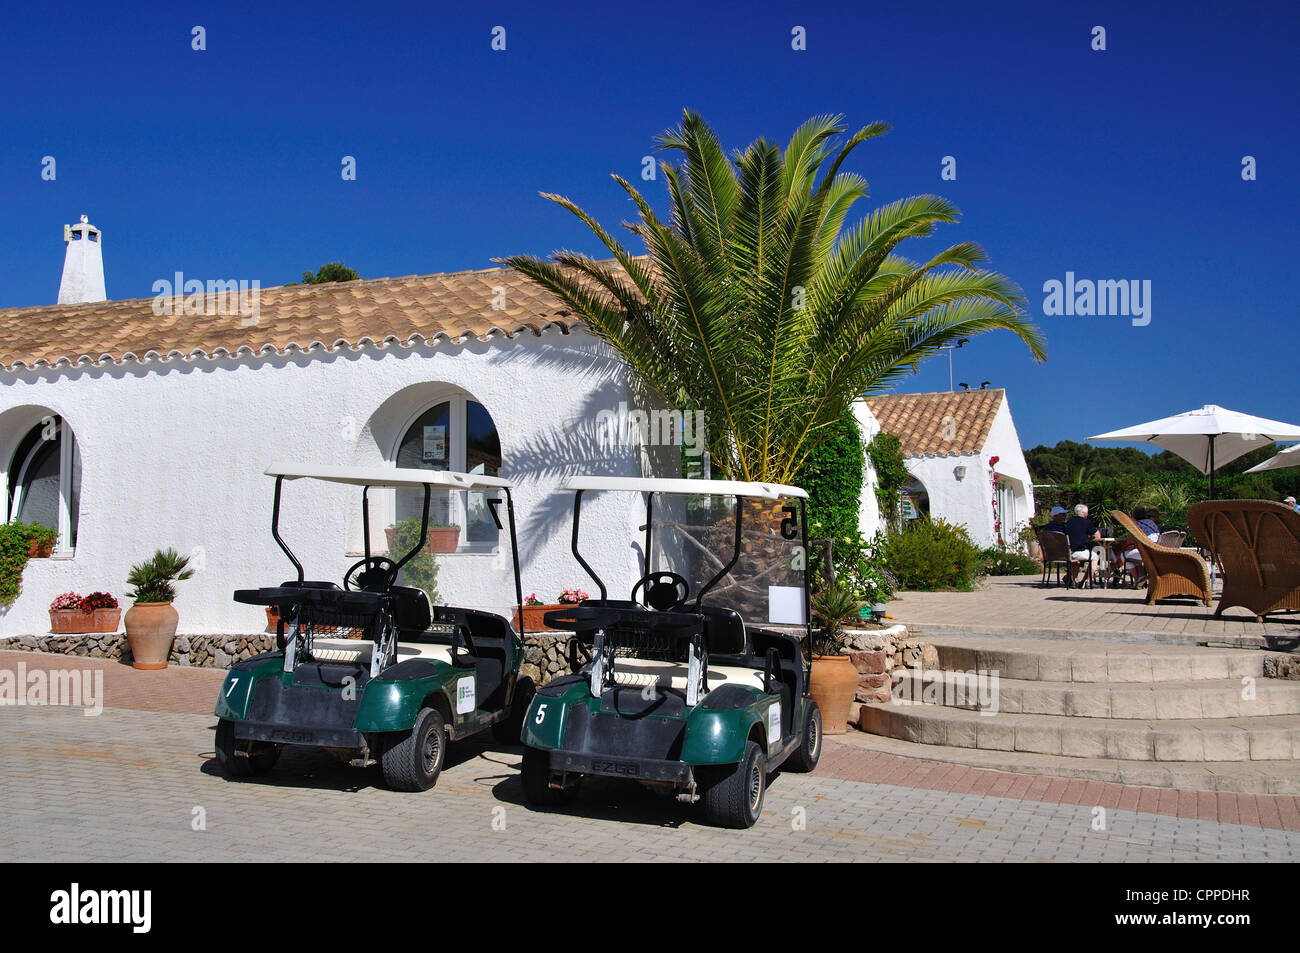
[519, 476, 821, 828]
[213, 463, 534, 791]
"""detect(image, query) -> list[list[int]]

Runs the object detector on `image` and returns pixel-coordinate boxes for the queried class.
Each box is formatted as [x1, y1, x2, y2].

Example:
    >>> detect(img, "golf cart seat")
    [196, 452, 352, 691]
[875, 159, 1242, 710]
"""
[610, 658, 766, 694]
[309, 637, 457, 666]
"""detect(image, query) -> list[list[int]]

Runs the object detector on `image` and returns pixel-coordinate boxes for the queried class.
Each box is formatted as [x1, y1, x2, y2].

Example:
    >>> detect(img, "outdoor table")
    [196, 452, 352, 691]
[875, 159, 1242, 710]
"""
[1090, 537, 1117, 588]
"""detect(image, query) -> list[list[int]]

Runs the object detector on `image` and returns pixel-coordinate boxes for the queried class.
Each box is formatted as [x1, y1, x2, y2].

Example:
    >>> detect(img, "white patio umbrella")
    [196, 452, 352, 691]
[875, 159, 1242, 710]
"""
[1090, 404, 1300, 498]
[1245, 443, 1300, 473]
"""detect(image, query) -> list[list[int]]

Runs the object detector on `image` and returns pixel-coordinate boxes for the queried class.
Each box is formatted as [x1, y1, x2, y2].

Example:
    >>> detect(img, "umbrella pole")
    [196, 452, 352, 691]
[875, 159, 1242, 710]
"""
[1209, 435, 1215, 500]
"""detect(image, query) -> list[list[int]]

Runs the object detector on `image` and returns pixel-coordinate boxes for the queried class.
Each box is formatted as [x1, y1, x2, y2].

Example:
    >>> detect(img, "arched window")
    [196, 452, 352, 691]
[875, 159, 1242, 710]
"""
[6, 417, 81, 552]
[394, 398, 502, 550]
[900, 476, 930, 522]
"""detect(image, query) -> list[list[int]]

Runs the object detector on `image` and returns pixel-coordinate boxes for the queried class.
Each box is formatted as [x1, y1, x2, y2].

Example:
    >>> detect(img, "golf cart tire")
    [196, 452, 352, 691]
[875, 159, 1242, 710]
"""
[786, 700, 823, 773]
[699, 740, 766, 829]
[382, 706, 447, 792]
[492, 675, 536, 744]
[521, 746, 580, 806]
[215, 719, 281, 778]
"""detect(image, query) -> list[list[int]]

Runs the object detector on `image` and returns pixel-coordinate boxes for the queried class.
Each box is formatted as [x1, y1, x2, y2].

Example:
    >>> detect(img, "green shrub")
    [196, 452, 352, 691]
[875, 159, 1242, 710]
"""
[390, 517, 441, 604]
[981, 547, 1040, 576]
[126, 548, 194, 603]
[0, 523, 33, 607]
[882, 518, 984, 591]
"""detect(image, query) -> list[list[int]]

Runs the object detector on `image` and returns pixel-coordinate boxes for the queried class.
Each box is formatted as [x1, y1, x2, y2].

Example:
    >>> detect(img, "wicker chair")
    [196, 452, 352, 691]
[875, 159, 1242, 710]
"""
[1187, 500, 1300, 622]
[1157, 529, 1187, 549]
[1110, 510, 1211, 606]
[1036, 526, 1093, 587]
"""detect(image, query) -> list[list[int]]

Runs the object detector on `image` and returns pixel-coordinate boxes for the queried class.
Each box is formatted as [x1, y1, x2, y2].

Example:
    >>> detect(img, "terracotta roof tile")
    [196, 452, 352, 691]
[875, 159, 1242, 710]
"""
[864, 389, 1005, 457]
[0, 265, 582, 372]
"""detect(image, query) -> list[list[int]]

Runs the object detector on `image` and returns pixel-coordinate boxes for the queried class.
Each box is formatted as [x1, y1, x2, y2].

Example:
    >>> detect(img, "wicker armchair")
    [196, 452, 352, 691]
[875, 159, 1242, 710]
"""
[1110, 510, 1212, 606]
[1188, 500, 1300, 622]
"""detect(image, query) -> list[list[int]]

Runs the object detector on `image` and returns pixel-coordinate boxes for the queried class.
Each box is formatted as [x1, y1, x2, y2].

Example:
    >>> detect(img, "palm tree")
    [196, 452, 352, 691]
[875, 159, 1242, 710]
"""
[502, 111, 1046, 484]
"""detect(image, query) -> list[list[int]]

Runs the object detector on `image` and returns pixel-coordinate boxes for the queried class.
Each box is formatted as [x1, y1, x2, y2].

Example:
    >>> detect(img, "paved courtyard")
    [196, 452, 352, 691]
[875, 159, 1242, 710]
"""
[2, 651, 1299, 862]
[893, 575, 1300, 646]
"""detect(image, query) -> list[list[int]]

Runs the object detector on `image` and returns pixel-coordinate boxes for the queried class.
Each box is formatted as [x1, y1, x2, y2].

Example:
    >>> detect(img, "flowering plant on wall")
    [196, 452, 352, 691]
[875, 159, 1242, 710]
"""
[557, 588, 590, 604]
[50, 591, 88, 612]
[81, 592, 119, 611]
[524, 593, 544, 606]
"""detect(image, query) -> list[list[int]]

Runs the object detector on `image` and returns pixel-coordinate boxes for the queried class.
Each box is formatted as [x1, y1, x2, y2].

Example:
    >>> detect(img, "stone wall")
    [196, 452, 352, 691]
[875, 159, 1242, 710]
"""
[521, 633, 581, 685]
[0, 633, 275, 668]
[837, 625, 935, 726]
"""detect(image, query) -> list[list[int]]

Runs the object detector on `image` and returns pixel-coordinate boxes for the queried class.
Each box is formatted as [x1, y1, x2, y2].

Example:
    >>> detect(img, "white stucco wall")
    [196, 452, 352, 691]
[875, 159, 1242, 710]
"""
[0, 329, 663, 636]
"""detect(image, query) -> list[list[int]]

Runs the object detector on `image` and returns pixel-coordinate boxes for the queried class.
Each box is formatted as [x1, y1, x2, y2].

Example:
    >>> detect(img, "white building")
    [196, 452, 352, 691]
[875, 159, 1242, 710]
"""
[1, 243, 686, 635]
[856, 389, 1034, 548]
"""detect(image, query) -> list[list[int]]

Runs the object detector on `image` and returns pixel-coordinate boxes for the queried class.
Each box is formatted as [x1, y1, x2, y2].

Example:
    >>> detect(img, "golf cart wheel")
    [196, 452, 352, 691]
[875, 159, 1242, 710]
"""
[521, 746, 580, 806]
[382, 706, 447, 792]
[786, 700, 823, 773]
[214, 719, 281, 777]
[700, 740, 766, 829]
[492, 675, 536, 744]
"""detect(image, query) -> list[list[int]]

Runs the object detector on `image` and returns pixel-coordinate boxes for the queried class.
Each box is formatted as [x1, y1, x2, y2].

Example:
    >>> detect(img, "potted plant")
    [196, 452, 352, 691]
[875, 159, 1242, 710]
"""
[513, 588, 588, 633]
[82, 591, 121, 633]
[22, 523, 57, 559]
[49, 591, 91, 634]
[385, 518, 461, 555]
[123, 548, 194, 670]
[809, 584, 866, 735]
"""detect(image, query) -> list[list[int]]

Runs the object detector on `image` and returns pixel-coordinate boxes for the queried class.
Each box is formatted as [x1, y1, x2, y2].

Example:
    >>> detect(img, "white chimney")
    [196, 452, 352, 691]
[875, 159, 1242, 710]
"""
[58, 215, 106, 304]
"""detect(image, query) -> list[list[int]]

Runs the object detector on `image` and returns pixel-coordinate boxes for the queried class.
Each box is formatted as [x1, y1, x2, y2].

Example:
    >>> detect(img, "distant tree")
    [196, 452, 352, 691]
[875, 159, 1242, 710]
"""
[301, 261, 360, 284]
[1026, 440, 1287, 485]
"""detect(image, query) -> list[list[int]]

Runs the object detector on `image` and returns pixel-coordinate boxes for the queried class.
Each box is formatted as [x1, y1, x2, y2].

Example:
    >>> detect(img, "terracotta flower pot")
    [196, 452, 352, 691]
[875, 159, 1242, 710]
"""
[426, 527, 460, 553]
[28, 538, 54, 559]
[514, 604, 566, 633]
[809, 655, 858, 735]
[265, 606, 280, 633]
[124, 602, 180, 670]
[50, 609, 92, 634]
[384, 526, 461, 555]
[90, 608, 121, 633]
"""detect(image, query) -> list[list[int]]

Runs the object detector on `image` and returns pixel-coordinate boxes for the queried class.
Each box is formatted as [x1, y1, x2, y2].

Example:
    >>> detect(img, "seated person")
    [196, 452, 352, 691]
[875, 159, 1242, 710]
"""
[1065, 503, 1101, 584]
[1115, 506, 1160, 585]
[1042, 505, 1069, 534]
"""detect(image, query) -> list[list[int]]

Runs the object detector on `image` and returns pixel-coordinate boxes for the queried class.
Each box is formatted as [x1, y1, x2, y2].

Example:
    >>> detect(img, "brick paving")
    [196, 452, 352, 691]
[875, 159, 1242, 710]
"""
[2, 651, 1298, 860]
[893, 575, 1300, 645]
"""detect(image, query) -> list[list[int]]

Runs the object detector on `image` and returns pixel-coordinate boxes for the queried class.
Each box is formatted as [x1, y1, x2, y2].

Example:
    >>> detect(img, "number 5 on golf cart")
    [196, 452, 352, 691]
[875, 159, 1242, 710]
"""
[520, 477, 821, 828]
[213, 464, 535, 791]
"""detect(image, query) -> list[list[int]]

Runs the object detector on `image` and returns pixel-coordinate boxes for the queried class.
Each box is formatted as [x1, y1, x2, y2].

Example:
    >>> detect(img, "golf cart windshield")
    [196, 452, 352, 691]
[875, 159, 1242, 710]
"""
[563, 477, 810, 632]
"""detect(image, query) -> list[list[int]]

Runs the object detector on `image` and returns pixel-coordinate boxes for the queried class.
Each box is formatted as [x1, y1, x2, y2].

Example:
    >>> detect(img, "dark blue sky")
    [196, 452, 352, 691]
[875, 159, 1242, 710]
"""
[1, 0, 1295, 450]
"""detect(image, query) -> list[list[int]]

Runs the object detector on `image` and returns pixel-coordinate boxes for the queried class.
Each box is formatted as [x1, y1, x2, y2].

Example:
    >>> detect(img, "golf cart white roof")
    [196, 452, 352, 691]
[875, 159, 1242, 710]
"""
[266, 463, 513, 491]
[562, 475, 807, 500]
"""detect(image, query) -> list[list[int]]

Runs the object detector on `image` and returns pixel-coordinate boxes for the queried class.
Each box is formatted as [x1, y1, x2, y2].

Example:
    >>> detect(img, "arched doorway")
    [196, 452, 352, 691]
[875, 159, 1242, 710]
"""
[900, 475, 930, 522]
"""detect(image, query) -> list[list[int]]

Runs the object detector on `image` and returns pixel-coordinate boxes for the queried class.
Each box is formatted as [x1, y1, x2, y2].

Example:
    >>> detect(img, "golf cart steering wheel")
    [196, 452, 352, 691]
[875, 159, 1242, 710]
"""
[344, 556, 397, 592]
[631, 571, 690, 611]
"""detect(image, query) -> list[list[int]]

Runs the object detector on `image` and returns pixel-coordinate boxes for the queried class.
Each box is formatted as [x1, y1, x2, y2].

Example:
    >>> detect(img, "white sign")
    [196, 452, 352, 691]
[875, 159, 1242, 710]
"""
[767, 701, 781, 743]
[767, 586, 806, 625]
[423, 425, 446, 462]
[456, 677, 476, 715]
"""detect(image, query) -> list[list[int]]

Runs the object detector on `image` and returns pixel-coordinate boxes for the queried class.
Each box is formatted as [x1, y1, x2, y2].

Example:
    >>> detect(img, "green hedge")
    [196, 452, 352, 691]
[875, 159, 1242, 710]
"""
[882, 518, 985, 591]
[0, 523, 33, 607]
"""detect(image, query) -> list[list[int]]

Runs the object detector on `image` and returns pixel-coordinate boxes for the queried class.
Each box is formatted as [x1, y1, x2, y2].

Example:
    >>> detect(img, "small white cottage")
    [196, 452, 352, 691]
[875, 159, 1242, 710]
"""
[856, 389, 1035, 548]
[0, 218, 682, 635]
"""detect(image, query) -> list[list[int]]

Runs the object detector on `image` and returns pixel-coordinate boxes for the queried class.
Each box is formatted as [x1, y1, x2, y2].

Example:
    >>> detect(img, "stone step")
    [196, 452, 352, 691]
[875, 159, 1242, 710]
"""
[860, 703, 1300, 761]
[890, 670, 1300, 719]
[832, 732, 1300, 795]
[928, 634, 1263, 683]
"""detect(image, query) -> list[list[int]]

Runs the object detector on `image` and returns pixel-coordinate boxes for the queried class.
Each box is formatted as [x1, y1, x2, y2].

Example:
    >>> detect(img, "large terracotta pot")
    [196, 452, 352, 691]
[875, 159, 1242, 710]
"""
[28, 538, 54, 558]
[124, 602, 180, 670]
[809, 655, 858, 734]
[384, 526, 461, 555]
[514, 604, 566, 633]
